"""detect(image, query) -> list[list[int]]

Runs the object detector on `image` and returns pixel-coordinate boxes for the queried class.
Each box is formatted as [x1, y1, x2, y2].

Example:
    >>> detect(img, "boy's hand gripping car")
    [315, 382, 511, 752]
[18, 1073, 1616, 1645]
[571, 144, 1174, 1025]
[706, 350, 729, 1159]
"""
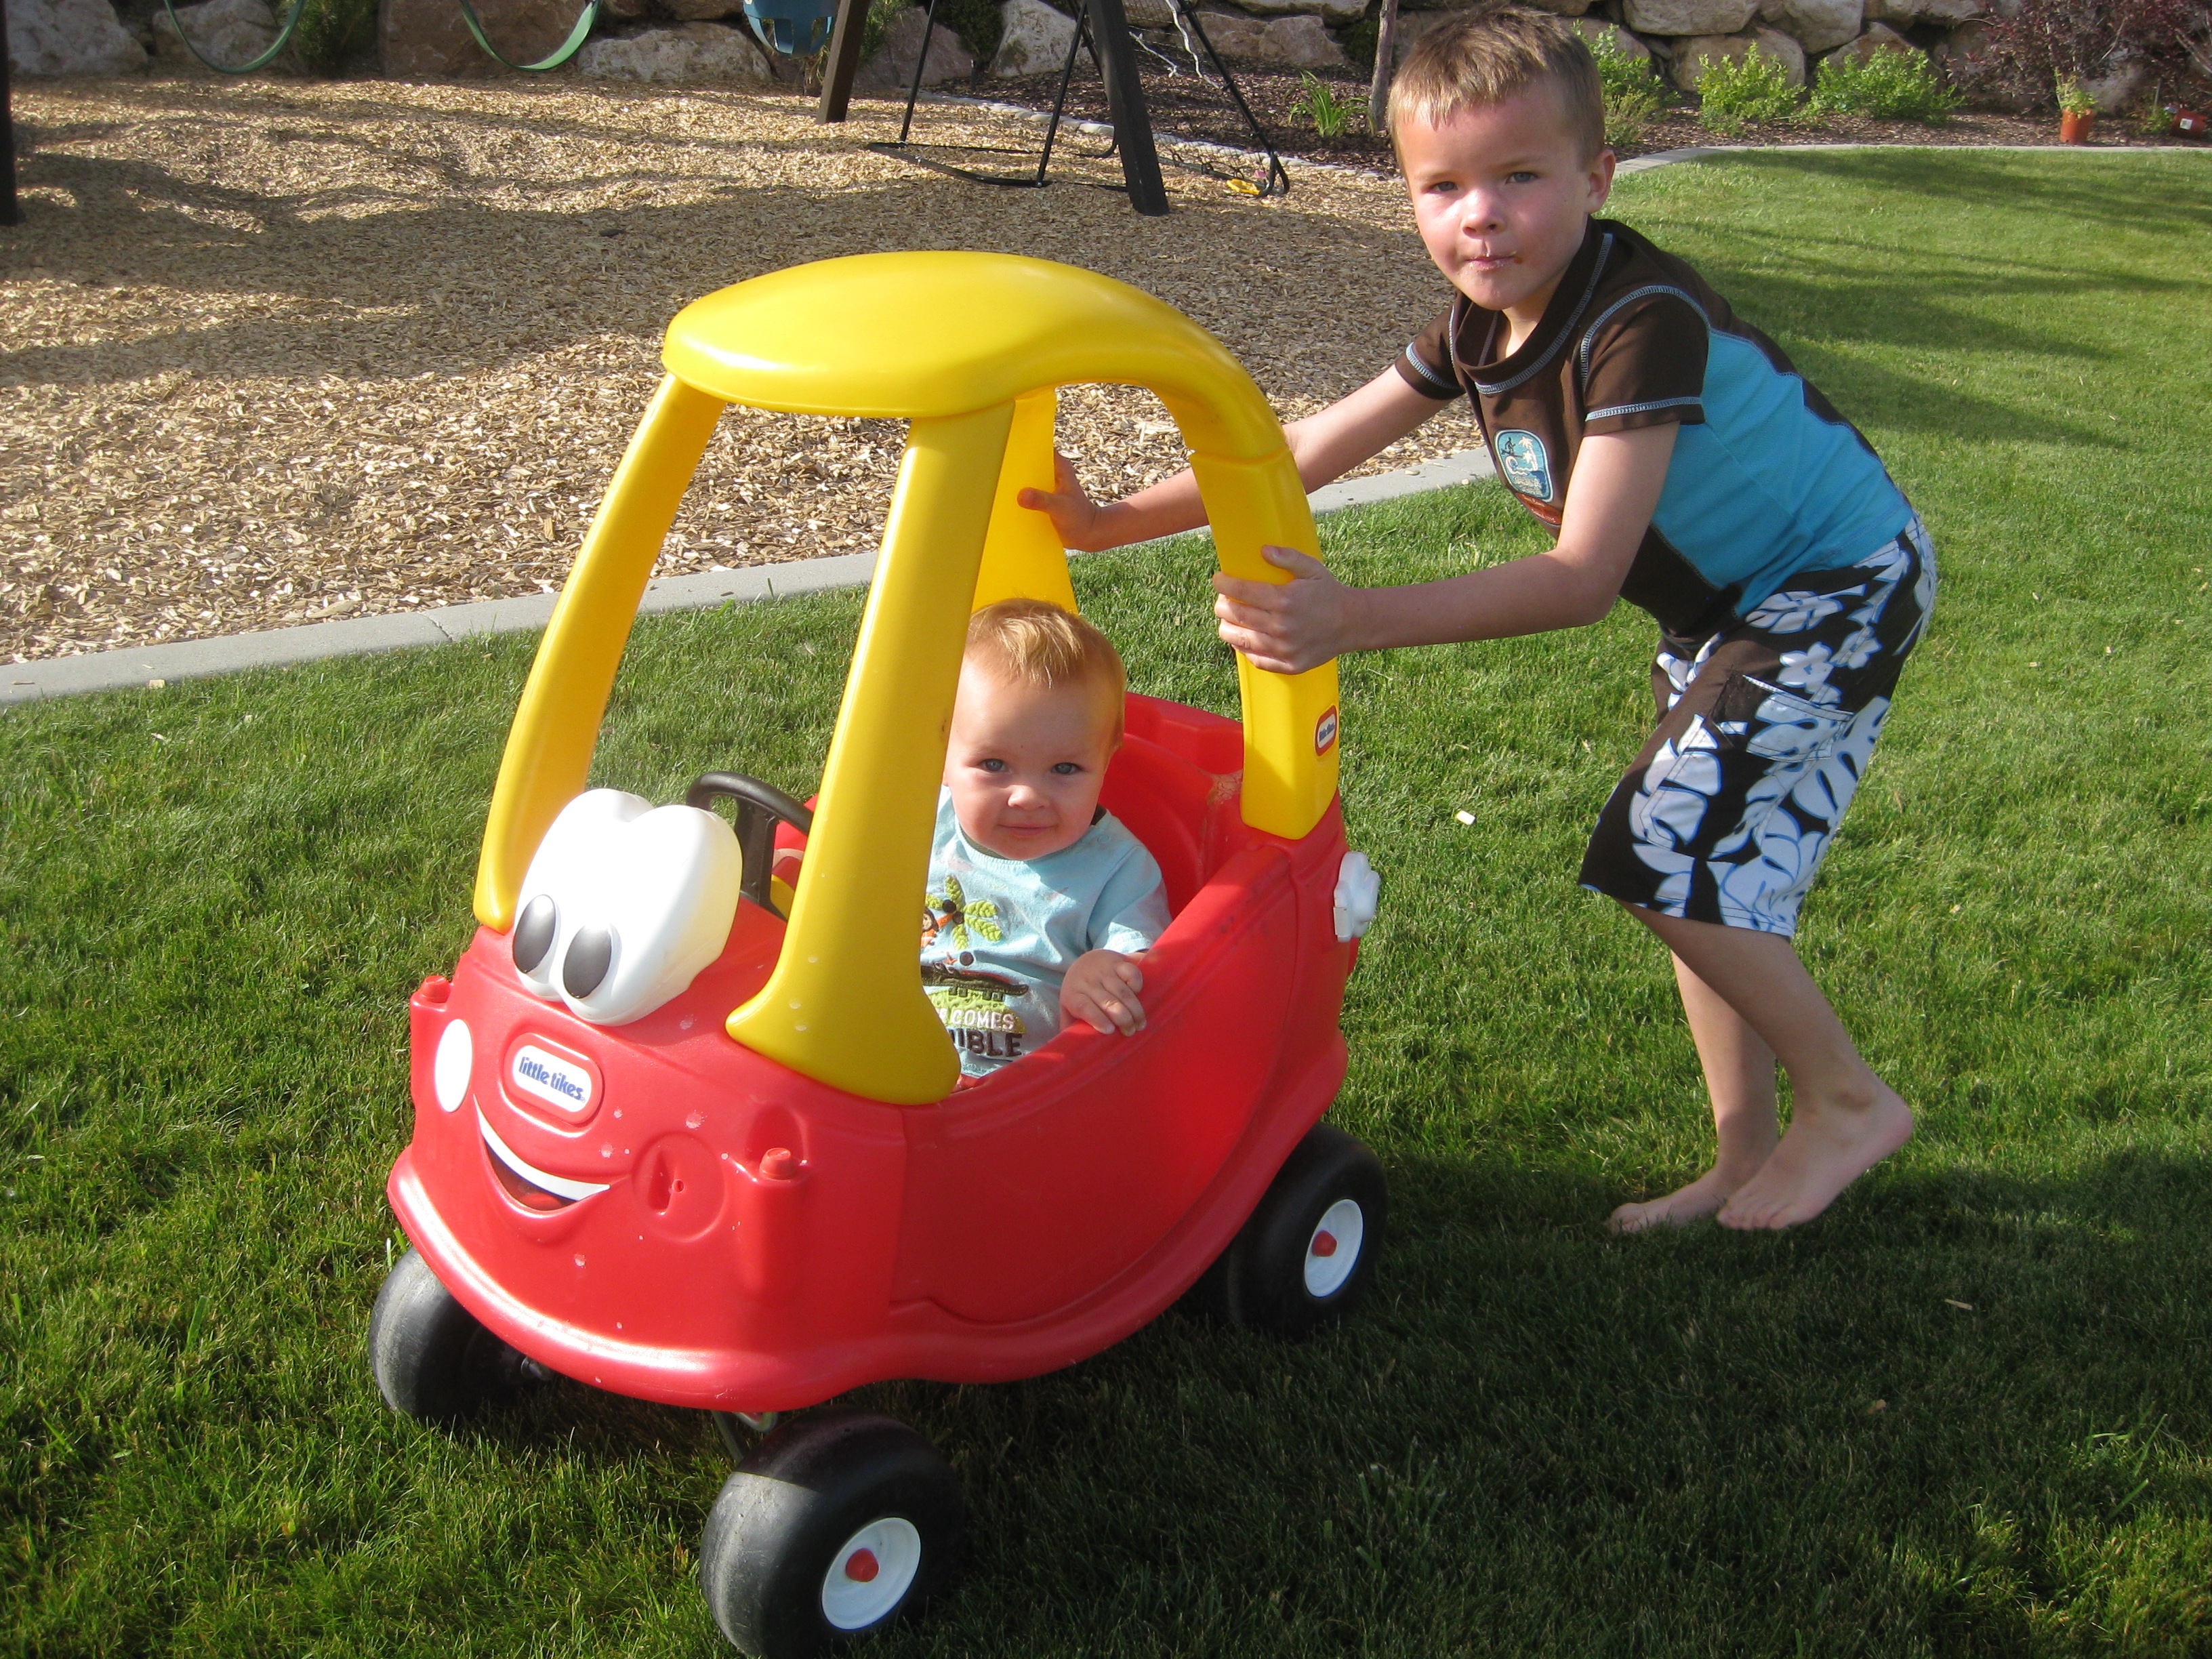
[371, 253, 1388, 1658]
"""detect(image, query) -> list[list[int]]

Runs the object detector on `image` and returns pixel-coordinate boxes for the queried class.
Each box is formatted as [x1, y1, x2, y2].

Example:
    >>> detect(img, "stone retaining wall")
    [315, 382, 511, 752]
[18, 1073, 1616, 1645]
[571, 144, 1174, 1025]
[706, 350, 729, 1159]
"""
[3, 0, 2121, 115]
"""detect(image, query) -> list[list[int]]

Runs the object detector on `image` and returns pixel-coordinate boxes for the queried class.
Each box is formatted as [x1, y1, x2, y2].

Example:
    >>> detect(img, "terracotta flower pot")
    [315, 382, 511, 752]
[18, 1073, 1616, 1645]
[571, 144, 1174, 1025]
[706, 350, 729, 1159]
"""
[2060, 108, 2095, 144]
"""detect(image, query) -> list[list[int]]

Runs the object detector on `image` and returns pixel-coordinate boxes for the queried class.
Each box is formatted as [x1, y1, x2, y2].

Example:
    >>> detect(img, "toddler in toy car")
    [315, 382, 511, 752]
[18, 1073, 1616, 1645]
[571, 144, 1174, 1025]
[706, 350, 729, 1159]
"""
[924, 598, 1171, 1077]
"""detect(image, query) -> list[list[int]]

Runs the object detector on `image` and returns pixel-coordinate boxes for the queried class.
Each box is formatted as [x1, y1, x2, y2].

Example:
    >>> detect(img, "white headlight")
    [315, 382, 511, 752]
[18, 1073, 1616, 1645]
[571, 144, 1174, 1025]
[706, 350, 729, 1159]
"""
[432, 1018, 473, 1113]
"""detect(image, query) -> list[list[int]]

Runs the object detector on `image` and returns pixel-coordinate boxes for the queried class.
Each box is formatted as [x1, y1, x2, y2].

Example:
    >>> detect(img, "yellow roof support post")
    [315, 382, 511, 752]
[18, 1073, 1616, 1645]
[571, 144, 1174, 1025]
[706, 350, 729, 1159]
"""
[728, 400, 1015, 1105]
[970, 389, 1077, 614]
[1186, 445, 1339, 839]
[473, 375, 726, 930]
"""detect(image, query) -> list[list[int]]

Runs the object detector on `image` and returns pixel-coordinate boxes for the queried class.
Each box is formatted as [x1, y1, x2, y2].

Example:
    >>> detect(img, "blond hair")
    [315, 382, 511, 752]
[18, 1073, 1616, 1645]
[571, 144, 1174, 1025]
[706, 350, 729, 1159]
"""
[1389, 6, 1606, 164]
[964, 598, 1126, 741]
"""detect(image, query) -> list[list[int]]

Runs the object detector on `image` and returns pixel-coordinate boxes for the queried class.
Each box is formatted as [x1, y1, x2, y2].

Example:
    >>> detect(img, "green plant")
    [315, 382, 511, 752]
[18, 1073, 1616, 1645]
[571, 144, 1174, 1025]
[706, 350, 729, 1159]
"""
[1808, 45, 1963, 123]
[860, 0, 996, 73]
[2056, 72, 2098, 114]
[1693, 43, 1801, 134]
[291, 0, 376, 75]
[857, 0, 907, 64]
[1589, 28, 1667, 146]
[1292, 70, 1357, 138]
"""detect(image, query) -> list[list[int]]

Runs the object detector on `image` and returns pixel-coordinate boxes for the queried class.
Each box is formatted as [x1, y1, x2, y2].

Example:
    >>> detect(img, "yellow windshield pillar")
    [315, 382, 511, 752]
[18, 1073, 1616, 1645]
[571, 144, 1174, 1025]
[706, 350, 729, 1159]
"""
[970, 389, 1076, 613]
[1187, 447, 1340, 840]
[728, 400, 1015, 1105]
[473, 375, 725, 930]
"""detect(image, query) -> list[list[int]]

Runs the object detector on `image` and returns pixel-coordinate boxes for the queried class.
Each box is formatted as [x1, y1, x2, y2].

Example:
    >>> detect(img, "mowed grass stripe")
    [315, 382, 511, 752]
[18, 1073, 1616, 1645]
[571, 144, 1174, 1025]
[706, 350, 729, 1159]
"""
[2, 150, 2209, 1655]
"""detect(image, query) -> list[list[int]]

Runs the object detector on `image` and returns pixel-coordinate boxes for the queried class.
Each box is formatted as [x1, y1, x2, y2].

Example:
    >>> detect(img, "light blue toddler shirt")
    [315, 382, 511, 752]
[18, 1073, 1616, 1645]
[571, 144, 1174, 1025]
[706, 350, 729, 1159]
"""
[922, 787, 1172, 1076]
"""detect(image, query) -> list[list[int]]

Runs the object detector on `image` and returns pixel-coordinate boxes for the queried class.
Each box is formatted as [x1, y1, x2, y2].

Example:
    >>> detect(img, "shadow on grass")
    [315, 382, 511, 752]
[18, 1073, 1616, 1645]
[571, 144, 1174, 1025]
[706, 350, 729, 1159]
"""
[396, 1141, 2212, 1652]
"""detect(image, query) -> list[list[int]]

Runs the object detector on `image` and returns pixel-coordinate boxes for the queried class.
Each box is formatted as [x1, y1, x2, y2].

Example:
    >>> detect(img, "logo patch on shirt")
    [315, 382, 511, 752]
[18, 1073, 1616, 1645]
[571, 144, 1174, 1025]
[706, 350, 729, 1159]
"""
[1494, 431, 1554, 503]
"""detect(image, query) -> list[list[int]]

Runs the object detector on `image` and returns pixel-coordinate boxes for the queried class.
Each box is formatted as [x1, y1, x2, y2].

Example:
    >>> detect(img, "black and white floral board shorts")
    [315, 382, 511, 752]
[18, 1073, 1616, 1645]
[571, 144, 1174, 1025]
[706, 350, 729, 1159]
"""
[1580, 517, 1938, 937]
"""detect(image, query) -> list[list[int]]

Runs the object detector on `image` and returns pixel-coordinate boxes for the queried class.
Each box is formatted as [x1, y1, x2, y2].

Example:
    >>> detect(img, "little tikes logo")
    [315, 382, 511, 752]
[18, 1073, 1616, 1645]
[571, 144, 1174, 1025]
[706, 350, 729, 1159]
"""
[1313, 705, 1339, 756]
[1495, 431, 1554, 502]
[509, 1042, 594, 1114]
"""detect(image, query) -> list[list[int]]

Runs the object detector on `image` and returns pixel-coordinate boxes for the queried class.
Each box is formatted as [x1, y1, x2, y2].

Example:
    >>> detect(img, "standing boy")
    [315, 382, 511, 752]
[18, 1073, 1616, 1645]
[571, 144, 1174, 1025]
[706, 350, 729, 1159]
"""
[1021, 7, 1933, 1229]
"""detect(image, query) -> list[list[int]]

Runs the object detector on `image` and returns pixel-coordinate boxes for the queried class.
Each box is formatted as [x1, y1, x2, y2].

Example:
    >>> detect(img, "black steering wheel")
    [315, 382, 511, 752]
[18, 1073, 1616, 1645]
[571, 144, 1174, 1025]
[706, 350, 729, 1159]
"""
[686, 773, 815, 920]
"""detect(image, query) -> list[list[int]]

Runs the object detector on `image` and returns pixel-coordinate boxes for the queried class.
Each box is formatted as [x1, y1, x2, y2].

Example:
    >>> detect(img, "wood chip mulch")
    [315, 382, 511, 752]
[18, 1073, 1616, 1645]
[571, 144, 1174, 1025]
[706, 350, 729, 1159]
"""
[1, 77, 1486, 664]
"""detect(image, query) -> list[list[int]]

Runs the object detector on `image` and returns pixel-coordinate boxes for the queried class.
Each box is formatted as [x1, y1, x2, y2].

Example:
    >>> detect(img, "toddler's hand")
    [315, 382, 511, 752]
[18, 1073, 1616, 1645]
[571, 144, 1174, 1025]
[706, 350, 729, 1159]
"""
[1062, 949, 1146, 1036]
[1213, 546, 1359, 674]
[1017, 453, 1115, 552]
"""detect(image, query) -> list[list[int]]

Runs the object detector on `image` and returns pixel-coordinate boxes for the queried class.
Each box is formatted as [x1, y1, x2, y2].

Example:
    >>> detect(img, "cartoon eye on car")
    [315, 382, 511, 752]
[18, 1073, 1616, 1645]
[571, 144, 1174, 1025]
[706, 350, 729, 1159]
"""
[371, 252, 1388, 1659]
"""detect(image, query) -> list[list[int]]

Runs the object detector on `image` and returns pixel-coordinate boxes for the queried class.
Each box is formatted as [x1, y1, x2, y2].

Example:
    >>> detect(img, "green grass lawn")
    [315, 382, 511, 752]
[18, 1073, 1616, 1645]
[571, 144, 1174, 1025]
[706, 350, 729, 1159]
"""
[5, 149, 2210, 1656]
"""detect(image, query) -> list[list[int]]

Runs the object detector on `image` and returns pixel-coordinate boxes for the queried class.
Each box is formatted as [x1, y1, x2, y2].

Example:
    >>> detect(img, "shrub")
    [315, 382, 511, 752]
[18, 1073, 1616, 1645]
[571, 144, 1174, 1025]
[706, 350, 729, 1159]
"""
[1590, 28, 1667, 147]
[289, 0, 377, 75]
[1292, 70, 1357, 137]
[1808, 45, 1963, 122]
[867, 0, 996, 70]
[1954, 0, 2212, 113]
[1694, 43, 1800, 134]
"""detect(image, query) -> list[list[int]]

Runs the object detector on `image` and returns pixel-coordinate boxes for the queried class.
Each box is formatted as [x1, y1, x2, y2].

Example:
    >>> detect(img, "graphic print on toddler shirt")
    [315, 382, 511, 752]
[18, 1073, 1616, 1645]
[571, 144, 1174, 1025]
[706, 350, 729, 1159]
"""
[922, 876, 1031, 1065]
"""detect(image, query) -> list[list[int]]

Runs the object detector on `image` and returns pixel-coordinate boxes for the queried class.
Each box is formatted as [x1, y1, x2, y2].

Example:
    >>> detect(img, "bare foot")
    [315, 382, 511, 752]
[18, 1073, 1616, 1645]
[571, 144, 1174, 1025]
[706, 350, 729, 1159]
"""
[1717, 1084, 1913, 1230]
[1608, 1161, 1768, 1234]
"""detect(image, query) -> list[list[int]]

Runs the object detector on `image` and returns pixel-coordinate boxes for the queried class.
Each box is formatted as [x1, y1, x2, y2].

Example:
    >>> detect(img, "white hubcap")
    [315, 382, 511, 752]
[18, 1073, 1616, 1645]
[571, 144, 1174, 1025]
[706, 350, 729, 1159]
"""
[1303, 1198, 1364, 1298]
[819, 1517, 922, 1631]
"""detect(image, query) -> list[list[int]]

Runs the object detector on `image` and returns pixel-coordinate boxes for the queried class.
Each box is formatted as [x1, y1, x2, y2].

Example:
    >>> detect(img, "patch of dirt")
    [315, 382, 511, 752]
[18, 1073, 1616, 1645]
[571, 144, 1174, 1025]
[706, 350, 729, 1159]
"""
[1, 77, 1482, 663]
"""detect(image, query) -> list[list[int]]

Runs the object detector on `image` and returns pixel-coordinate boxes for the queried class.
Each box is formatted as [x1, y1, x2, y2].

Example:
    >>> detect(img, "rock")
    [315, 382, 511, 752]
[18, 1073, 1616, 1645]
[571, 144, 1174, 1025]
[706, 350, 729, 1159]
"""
[662, 0, 745, 17]
[853, 5, 973, 89]
[577, 20, 773, 79]
[7, 0, 148, 74]
[380, 0, 591, 75]
[1195, 7, 1265, 56]
[1228, 0, 1365, 26]
[1196, 8, 1345, 65]
[1256, 13, 1345, 65]
[1864, 0, 1978, 21]
[1572, 18, 1653, 59]
[1387, 7, 1452, 67]
[152, 0, 286, 66]
[2080, 58, 2147, 113]
[991, 0, 1090, 75]
[1622, 0, 1757, 37]
[1671, 26, 1802, 87]
[1521, 0, 1595, 14]
[1816, 20, 1915, 68]
[1756, 0, 1858, 54]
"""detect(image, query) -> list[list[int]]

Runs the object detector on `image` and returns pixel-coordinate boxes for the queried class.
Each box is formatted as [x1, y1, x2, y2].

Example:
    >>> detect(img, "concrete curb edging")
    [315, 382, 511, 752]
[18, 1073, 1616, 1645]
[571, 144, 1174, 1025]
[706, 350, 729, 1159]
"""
[3, 452, 1496, 706]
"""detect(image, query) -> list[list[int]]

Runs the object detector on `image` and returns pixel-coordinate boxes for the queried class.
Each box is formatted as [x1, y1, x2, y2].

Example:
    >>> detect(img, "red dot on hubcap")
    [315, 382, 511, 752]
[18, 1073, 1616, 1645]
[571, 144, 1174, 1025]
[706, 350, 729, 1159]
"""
[844, 1549, 880, 1583]
[1311, 1231, 1338, 1258]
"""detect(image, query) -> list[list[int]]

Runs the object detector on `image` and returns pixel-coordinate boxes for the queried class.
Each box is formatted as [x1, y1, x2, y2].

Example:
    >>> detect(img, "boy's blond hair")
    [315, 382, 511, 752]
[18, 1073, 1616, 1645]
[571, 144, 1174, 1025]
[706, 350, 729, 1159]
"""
[964, 598, 1126, 742]
[1388, 5, 1606, 164]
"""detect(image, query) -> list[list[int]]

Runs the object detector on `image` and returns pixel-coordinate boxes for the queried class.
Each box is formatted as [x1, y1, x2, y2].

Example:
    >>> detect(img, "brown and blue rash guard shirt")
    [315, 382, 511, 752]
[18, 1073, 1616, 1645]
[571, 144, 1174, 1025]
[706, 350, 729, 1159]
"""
[1395, 218, 1914, 641]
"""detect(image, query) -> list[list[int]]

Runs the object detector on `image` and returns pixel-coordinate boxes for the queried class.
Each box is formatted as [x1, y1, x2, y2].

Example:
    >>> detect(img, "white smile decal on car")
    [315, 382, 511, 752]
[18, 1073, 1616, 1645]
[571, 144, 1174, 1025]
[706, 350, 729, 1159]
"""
[477, 1107, 611, 1203]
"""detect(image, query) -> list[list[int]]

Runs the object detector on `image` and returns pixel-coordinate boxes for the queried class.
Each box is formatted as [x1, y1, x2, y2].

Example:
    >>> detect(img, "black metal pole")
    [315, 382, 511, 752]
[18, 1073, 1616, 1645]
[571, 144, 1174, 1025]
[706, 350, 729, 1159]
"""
[1, 0, 23, 227]
[1084, 0, 1168, 216]
[816, 0, 867, 123]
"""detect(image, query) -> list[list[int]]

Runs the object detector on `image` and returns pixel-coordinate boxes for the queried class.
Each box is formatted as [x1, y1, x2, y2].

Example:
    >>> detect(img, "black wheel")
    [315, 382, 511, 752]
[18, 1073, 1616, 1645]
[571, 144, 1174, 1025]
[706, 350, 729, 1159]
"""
[1192, 1123, 1386, 1338]
[368, 1247, 535, 1422]
[699, 1410, 963, 1658]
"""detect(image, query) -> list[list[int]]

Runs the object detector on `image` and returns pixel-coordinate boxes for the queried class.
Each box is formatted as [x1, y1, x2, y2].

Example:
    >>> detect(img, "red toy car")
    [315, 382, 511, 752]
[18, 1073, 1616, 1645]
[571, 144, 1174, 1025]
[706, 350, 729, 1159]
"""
[371, 253, 1386, 1657]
